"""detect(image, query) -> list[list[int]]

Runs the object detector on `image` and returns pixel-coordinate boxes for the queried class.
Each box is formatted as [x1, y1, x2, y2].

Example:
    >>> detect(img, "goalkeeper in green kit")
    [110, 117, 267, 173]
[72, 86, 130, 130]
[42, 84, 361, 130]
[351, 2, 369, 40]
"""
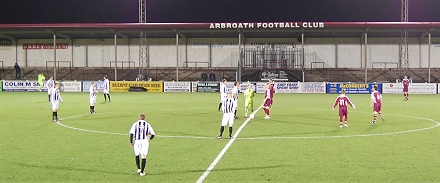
[243, 83, 255, 118]
[37, 73, 45, 92]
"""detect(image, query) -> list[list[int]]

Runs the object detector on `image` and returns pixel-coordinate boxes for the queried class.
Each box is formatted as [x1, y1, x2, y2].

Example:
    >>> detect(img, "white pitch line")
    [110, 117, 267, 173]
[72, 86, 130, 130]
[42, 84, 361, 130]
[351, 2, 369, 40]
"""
[196, 104, 264, 183]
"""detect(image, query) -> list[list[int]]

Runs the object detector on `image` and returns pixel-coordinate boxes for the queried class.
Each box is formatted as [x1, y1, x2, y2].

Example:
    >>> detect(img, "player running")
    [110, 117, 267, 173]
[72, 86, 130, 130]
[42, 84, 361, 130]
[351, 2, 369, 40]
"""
[50, 82, 63, 122]
[218, 79, 227, 111]
[129, 114, 155, 176]
[89, 82, 98, 114]
[243, 83, 255, 118]
[333, 90, 356, 128]
[103, 75, 111, 102]
[46, 76, 54, 101]
[263, 83, 273, 119]
[370, 85, 385, 124]
[402, 76, 410, 100]
[218, 92, 236, 139]
[37, 73, 45, 92]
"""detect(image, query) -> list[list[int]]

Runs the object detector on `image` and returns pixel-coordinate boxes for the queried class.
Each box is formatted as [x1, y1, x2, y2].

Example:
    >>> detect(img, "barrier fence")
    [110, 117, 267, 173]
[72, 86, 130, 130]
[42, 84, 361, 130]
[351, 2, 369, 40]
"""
[1, 80, 438, 94]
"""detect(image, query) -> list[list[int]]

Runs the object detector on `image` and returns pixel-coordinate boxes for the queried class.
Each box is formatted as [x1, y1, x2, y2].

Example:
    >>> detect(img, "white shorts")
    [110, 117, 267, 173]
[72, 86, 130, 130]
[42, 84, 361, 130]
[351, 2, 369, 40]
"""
[220, 94, 227, 102]
[103, 89, 109, 94]
[133, 139, 150, 156]
[221, 113, 235, 126]
[90, 96, 96, 104]
[233, 99, 238, 108]
[47, 89, 52, 95]
[51, 101, 59, 110]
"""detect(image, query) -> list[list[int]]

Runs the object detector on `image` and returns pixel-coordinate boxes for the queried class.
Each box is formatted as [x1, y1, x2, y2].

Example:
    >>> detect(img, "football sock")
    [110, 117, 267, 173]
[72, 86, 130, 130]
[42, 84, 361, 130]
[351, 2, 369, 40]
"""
[104, 94, 107, 101]
[263, 108, 268, 115]
[219, 126, 224, 136]
[234, 110, 237, 116]
[141, 158, 146, 173]
[229, 127, 233, 137]
[339, 122, 343, 126]
[374, 114, 377, 121]
[218, 103, 222, 110]
[48, 95, 50, 101]
[107, 94, 111, 101]
[135, 156, 140, 169]
[55, 112, 58, 119]
[245, 108, 248, 116]
[266, 109, 270, 116]
[92, 106, 95, 112]
[90, 106, 93, 112]
[339, 116, 343, 122]
[52, 112, 56, 119]
[345, 121, 348, 124]
[345, 116, 348, 122]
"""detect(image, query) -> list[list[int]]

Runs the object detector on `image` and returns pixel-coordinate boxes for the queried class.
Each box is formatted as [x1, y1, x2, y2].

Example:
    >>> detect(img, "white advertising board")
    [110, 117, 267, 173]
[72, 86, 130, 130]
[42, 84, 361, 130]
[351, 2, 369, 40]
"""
[275, 82, 300, 93]
[383, 83, 437, 94]
[60, 81, 82, 92]
[164, 82, 191, 92]
[256, 82, 267, 93]
[2, 80, 47, 92]
[191, 82, 198, 92]
[82, 81, 105, 92]
[300, 82, 326, 93]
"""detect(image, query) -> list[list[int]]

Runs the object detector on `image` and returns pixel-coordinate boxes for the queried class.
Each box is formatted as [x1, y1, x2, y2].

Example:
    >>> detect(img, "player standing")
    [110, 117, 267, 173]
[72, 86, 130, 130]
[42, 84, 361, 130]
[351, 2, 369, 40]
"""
[103, 75, 111, 102]
[263, 83, 273, 119]
[231, 82, 240, 119]
[267, 78, 276, 105]
[243, 83, 255, 118]
[37, 73, 45, 92]
[89, 82, 98, 114]
[402, 76, 410, 100]
[218, 92, 236, 139]
[46, 76, 54, 101]
[370, 85, 385, 124]
[129, 114, 155, 176]
[218, 79, 227, 111]
[50, 82, 63, 122]
[333, 90, 356, 128]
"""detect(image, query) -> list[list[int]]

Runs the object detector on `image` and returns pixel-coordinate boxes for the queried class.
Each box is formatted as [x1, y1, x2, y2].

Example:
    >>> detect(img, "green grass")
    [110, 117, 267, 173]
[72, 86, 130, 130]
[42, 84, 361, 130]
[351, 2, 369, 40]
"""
[0, 92, 439, 183]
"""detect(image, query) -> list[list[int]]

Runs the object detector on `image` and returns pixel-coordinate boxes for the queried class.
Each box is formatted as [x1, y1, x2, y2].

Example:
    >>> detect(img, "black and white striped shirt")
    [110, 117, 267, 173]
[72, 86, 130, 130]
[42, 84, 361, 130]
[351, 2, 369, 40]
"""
[50, 88, 63, 102]
[129, 120, 155, 140]
[222, 98, 236, 114]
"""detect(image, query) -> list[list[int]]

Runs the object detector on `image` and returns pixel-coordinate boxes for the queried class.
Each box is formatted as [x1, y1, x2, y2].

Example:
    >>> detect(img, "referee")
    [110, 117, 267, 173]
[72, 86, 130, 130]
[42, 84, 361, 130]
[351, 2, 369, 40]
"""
[129, 114, 156, 176]
[218, 92, 236, 139]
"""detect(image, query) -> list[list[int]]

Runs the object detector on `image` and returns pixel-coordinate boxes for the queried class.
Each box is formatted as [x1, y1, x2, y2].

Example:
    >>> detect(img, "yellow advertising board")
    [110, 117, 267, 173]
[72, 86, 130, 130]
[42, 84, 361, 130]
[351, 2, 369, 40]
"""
[110, 81, 163, 92]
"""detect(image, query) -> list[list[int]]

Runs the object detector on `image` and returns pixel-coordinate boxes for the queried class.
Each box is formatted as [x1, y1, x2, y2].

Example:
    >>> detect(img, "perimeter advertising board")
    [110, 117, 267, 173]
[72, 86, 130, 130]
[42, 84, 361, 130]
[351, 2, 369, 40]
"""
[163, 82, 191, 92]
[275, 82, 300, 93]
[60, 81, 82, 92]
[300, 82, 326, 93]
[326, 83, 382, 94]
[0, 81, 2, 92]
[2, 80, 47, 92]
[82, 81, 105, 92]
[382, 83, 437, 94]
[196, 82, 219, 92]
[110, 81, 163, 92]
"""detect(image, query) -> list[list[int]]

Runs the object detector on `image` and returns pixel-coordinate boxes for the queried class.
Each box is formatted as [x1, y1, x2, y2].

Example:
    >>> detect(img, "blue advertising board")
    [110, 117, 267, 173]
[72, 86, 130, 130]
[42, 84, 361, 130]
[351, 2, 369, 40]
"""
[82, 81, 105, 92]
[326, 83, 382, 94]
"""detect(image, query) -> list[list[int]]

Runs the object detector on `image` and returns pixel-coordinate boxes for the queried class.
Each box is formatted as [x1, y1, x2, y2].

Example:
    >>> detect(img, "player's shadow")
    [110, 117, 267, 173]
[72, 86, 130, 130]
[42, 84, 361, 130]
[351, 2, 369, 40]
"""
[151, 164, 290, 176]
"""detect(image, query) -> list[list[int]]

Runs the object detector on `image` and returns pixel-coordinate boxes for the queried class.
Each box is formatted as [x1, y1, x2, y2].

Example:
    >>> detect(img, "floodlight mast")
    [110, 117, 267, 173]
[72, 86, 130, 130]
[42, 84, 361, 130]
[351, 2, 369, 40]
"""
[400, 0, 409, 77]
[138, 0, 148, 81]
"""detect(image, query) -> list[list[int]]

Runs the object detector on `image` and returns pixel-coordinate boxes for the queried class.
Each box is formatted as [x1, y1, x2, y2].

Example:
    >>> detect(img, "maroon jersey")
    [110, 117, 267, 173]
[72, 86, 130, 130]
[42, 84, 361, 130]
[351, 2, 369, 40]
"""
[264, 88, 273, 107]
[267, 81, 275, 94]
[333, 95, 355, 108]
[402, 79, 410, 92]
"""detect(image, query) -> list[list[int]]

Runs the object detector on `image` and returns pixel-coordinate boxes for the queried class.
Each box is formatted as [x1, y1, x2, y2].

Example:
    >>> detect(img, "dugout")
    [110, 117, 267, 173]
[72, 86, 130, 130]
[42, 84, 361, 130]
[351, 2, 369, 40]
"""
[0, 22, 439, 83]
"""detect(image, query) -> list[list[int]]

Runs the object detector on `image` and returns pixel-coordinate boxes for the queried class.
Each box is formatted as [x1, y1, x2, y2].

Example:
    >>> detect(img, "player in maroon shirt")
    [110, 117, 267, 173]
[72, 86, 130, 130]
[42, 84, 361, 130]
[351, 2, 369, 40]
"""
[267, 78, 275, 106]
[263, 84, 274, 119]
[370, 85, 385, 124]
[333, 90, 356, 128]
[402, 76, 410, 100]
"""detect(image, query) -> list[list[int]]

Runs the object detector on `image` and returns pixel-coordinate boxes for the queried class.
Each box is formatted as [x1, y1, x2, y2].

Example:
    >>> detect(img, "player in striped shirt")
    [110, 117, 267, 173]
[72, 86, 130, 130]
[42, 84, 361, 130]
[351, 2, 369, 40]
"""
[231, 82, 240, 119]
[218, 92, 236, 139]
[50, 82, 63, 122]
[218, 79, 227, 111]
[129, 114, 155, 176]
[333, 90, 356, 128]
[370, 85, 385, 124]
[89, 82, 98, 114]
[46, 76, 54, 101]
[103, 75, 111, 102]
[402, 76, 410, 100]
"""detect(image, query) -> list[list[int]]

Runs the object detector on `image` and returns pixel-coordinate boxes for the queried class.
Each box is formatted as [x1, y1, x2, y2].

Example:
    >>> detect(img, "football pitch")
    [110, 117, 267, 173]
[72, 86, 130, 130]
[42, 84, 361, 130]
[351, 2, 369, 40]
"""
[0, 92, 439, 183]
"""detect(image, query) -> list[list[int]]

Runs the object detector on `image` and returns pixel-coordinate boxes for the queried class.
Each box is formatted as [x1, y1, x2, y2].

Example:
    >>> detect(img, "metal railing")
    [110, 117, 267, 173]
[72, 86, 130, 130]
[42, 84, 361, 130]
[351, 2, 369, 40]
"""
[109, 61, 135, 69]
[46, 61, 72, 71]
[242, 47, 304, 69]
[371, 62, 399, 69]
[185, 61, 210, 67]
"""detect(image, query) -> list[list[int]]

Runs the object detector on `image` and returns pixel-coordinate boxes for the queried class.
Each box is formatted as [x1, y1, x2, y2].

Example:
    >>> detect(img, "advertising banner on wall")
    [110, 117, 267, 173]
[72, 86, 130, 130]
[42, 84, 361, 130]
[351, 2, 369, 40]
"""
[275, 82, 300, 93]
[2, 80, 47, 92]
[326, 83, 382, 94]
[261, 70, 288, 81]
[163, 82, 191, 92]
[60, 81, 82, 92]
[300, 82, 326, 93]
[382, 83, 437, 94]
[23, 43, 68, 49]
[82, 81, 105, 92]
[256, 82, 267, 93]
[196, 82, 219, 92]
[191, 82, 198, 92]
[110, 81, 163, 92]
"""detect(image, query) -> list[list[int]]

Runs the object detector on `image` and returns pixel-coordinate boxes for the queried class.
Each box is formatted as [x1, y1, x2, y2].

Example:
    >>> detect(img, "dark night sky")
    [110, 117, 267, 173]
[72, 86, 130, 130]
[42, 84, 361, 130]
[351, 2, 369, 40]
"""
[0, 0, 439, 24]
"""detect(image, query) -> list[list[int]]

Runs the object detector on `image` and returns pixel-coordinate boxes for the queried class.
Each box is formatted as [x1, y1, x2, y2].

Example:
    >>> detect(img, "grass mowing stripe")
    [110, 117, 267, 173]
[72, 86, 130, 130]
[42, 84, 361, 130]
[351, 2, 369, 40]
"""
[196, 104, 264, 183]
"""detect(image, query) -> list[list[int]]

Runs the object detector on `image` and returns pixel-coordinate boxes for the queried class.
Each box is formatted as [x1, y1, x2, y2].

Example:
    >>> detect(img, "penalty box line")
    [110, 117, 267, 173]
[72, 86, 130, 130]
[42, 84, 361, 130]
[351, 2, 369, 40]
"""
[196, 104, 264, 183]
